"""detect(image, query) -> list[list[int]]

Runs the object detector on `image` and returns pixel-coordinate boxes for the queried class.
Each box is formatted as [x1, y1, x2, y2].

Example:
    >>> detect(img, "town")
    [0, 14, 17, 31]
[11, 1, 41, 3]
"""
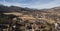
[0, 5, 60, 31]
[0, 12, 60, 31]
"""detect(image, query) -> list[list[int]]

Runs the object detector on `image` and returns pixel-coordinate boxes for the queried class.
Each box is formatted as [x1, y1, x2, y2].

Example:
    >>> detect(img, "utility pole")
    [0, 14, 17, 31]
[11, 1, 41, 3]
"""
[36, 14, 39, 20]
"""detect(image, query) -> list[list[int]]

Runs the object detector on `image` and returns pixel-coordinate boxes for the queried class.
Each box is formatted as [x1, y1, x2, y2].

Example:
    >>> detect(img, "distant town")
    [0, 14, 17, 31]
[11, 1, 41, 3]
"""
[0, 5, 60, 31]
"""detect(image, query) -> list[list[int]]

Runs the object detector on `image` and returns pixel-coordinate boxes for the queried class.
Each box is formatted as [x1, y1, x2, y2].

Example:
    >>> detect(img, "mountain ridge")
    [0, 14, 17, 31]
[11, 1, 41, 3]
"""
[0, 5, 60, 12]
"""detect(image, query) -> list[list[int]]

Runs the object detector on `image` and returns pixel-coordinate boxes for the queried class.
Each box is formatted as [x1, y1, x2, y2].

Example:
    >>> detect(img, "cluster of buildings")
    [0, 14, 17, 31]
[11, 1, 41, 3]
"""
[0, 13, 60, 31]
[0, 16, 48, 31]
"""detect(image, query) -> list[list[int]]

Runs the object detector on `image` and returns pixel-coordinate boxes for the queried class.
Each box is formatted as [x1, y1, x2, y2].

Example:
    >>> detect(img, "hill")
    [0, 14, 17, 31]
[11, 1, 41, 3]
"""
[0, 5, 60, 24]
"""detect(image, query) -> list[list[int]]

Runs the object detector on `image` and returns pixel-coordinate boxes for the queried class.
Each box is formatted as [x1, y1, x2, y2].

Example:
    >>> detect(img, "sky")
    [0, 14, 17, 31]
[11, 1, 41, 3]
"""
[0, 0, 60, 9]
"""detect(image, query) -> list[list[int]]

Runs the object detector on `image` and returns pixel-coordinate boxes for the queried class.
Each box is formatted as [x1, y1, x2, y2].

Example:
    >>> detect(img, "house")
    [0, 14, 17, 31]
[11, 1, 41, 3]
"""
[55, 22, 60, 31]
[0, 24, 9, 31]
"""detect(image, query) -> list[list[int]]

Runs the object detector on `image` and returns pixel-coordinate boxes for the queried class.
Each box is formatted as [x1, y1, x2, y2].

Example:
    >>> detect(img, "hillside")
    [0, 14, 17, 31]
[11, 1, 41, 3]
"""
[0, 5, 60, 24]
[0, 5, 60, 31]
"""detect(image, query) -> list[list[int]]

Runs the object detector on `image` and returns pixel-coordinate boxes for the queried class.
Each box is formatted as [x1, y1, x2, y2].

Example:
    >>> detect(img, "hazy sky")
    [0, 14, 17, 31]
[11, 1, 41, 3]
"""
[0, 0, 60, 9]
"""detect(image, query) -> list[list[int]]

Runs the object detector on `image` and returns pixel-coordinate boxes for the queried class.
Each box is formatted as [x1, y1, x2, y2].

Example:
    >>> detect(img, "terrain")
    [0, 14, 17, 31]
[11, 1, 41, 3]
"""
[0, 5, 60, 24]
[0, 5, 60, 31]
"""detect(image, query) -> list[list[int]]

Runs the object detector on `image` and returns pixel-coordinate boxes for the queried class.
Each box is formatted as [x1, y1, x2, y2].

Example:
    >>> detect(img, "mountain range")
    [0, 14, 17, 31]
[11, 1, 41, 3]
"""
[0, 5, 60, 24]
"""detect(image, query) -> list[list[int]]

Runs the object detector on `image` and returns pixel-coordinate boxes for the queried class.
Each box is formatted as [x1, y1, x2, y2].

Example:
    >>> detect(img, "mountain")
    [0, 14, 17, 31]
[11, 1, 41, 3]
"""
[0, 5, 60, 12]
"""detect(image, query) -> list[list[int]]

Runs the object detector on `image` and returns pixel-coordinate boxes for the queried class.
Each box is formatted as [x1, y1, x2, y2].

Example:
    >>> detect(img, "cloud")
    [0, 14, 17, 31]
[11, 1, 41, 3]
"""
[0, 0, 60, 9]
[25, 0, 60, 9]
[0, 0, 31, 7]
[0, 1, 23, 7]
